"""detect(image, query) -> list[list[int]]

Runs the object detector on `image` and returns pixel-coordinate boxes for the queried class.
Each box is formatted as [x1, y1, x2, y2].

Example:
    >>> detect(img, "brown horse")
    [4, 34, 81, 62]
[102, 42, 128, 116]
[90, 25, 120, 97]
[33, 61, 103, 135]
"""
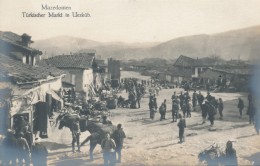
[57, 114, 117, 160]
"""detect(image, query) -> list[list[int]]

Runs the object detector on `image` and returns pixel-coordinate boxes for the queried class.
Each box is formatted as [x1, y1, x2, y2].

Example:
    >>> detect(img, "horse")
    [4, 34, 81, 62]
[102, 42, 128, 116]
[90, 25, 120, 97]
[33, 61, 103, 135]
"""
[198, 143, 225, 166]
[57, 114, 117, 160]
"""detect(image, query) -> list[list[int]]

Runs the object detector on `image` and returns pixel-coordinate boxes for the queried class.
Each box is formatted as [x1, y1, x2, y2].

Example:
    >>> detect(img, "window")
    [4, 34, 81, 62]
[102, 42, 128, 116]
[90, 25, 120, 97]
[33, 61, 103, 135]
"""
[192, 68, 196, 75]
[26, 55, 29, 64]
[71, 74, 76, 85]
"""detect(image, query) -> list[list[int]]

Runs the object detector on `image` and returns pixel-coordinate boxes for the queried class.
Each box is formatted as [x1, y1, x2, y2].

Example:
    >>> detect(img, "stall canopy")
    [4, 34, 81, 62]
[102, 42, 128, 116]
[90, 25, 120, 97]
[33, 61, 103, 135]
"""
[46, 90, 63, 108]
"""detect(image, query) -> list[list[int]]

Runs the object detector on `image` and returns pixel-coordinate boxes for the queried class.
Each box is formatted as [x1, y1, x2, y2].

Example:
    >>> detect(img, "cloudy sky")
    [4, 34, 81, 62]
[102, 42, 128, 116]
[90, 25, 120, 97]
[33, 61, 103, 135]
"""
[1, 0, 260, 43]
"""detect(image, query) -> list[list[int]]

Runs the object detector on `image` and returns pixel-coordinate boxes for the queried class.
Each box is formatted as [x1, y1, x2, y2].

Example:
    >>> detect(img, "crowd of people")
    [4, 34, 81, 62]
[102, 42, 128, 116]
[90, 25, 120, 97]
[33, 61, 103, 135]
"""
[1, 129, 48, 166]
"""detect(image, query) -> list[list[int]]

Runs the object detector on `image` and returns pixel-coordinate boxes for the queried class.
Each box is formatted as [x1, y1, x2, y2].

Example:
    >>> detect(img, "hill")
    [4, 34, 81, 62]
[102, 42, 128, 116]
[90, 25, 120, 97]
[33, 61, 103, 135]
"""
[32, 25, 260, 60]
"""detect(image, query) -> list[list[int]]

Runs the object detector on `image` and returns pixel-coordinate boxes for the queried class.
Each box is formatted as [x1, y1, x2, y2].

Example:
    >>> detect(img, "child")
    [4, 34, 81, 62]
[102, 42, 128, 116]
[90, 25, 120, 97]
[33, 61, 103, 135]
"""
[177, 114, 186, 143]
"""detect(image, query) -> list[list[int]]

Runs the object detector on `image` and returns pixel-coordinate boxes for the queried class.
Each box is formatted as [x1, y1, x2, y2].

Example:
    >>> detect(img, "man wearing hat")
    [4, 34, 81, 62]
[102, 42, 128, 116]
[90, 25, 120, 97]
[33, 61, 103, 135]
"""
[2, 129, 17, 165]
[16, 132, 31, 166]
[31, 137, 48, 166]
[113, 124, 126, 163]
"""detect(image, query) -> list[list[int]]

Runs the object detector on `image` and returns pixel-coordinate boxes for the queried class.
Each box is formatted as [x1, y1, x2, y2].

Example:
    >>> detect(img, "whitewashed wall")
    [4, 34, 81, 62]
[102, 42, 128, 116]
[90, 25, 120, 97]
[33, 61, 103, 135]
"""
[83, 69, 94, 92]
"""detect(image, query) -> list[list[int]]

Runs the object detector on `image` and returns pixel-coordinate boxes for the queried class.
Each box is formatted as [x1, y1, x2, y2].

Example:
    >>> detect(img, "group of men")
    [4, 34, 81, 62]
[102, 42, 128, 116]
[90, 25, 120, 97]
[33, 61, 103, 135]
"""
[1, 128, 48, 166]
[100, 124, 126, 166]
[69, 118, 127, 166]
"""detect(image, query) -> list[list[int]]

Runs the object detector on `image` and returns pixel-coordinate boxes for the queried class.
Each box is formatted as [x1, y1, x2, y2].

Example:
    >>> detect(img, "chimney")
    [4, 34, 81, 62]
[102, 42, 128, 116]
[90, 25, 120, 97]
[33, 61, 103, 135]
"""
[21, 33, 32, 47]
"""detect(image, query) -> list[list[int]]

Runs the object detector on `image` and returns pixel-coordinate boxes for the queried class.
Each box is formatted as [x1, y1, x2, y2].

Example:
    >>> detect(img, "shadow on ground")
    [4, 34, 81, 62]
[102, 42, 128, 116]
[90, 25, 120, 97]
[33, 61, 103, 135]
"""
[245, 152, 260, 165]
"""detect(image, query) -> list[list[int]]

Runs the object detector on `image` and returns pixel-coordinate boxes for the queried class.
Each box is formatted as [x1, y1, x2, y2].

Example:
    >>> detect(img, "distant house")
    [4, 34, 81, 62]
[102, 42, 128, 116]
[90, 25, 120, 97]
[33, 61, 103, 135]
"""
[168, 55, 194, 83]
[45, 53, 102, 97]
[200, 65, 252, 91]
[0, 31, 65, 136]
[108, 58, 121, 85]
[191, 57, 225, 79]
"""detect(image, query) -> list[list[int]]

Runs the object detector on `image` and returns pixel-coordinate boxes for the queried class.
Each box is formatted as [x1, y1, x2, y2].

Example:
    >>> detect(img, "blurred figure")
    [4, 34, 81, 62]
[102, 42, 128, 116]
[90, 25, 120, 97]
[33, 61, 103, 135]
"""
[248, 101, 255, 124]
[177, 114, 186, 143]
[192, 90, 198, 112]
[237, 98, 244, 118]
[1, 129, 17, 165]
[71, 118, 81, 152]
[218, 98, 224, 120]
[223, 141, 238, 166]
[197, 91, 204, 109]
[101, 133, 116, 166]
[31, 138, 48, 166]
[159, 102, 166, 121]
[113, 124, 126, 163]
[16, 132, 31, 166]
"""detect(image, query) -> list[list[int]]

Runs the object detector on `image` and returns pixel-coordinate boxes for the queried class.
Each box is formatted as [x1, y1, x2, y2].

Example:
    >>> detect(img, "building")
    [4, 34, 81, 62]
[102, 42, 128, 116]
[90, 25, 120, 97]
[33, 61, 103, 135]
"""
[108, 58, 121, 87]
[45, 53, 104, 99]
[0, 31, 65, 136]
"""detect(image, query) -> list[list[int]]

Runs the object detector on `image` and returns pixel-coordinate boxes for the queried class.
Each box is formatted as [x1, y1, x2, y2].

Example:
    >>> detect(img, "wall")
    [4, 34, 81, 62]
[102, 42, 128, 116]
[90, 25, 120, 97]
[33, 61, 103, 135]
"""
[83, 69, 94, 93]
[108, 58, 121, 80]
[61, 68, 84, 92]
[9, 76, 63, 130]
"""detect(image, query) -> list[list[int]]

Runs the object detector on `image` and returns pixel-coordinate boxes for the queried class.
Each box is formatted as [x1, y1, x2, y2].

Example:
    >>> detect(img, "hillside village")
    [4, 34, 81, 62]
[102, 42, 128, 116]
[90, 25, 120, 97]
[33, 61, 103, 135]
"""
[0, 28, 259, 166]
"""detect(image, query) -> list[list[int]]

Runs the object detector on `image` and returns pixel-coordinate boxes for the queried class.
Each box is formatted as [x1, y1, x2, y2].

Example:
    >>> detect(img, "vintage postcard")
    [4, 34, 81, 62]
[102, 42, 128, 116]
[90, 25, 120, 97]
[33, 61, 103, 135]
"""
[0, 0, 260, 165]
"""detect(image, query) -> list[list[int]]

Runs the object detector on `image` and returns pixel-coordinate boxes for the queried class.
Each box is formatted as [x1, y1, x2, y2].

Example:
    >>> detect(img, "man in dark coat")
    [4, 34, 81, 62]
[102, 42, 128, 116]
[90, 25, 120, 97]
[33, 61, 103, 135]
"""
[177, 114, 186, 143]
[238, 98, 244, 118]
[172, 97, 180, 122]
[101, 133, 116, 166]
[136, 89, 142, 108]
[218, 98, 224, 120]
[248, 101, 255, 124]
[31, 138, 48, 166]
[16, 132, 31, 166]
[207, 101, 216, 126]
[159, 101, 166, 121]
[223, 141, 238, 166]
[149, 99, 156, 120]
[192, 90, 198, 111]
[113, 124, 126, 163]
[1, 129, 17, 165]
[71, 118, 81, 152]
[179, 91, 185, 110]
[197, 91, 204, 109]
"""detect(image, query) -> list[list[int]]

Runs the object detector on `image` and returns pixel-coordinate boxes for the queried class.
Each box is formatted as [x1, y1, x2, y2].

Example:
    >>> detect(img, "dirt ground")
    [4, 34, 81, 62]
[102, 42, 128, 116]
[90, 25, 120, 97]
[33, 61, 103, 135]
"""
[44, 87, 260, 166]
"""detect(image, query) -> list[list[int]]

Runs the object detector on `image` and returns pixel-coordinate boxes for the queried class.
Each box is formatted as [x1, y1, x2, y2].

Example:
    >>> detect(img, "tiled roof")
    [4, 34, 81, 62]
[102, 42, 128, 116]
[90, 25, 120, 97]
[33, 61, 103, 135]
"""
[45, 54, 94, 69]
[0, 31, 41, 54]
[167, 66, 192, 78]
[194, 57, 225, 67]
[211, 67, 252, 76]
[174, 55, 195, 67]
[95, 59, 107, 67]
[0, 53, 65, 84]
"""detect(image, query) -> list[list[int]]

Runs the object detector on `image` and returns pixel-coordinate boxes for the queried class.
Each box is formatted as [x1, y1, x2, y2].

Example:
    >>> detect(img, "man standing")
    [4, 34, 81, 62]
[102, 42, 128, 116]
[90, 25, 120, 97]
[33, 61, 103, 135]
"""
[71, 118, 81, 152]
[136, 89, 142, 109]
[113, 124, 126, 163]
[177, 114, 186, 143]
[159, 102, 166, 121]
[248, 101, 255, 124]
[238, 98, 244, 118]
[197, 91, 204, 109]
[218, 98, 224, 120]
[2, 129, 17, 165]
[224, 141, 238, 166]
[16, 132, 31, 166]
[31, 138, 48, 166]
[101, 133, 116, 166]
[192, 90, 198, 111]
[179, 91, 185, 110]
[172, 97, 180, 122]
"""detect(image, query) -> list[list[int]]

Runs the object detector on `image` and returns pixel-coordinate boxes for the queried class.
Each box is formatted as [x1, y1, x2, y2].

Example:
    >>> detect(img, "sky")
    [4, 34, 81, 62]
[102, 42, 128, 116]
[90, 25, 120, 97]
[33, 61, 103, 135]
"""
[1, 0, 260, 43]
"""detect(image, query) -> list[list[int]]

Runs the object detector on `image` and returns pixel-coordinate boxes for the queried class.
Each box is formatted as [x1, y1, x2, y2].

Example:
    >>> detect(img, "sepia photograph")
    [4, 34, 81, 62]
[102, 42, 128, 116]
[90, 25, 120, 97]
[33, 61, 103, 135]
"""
[0, 0, 260, 165]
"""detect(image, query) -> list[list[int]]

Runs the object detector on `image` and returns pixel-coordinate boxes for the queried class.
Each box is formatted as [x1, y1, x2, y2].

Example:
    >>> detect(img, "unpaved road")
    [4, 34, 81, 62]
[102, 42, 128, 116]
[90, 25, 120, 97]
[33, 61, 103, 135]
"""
[44, 87, 260, 166]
